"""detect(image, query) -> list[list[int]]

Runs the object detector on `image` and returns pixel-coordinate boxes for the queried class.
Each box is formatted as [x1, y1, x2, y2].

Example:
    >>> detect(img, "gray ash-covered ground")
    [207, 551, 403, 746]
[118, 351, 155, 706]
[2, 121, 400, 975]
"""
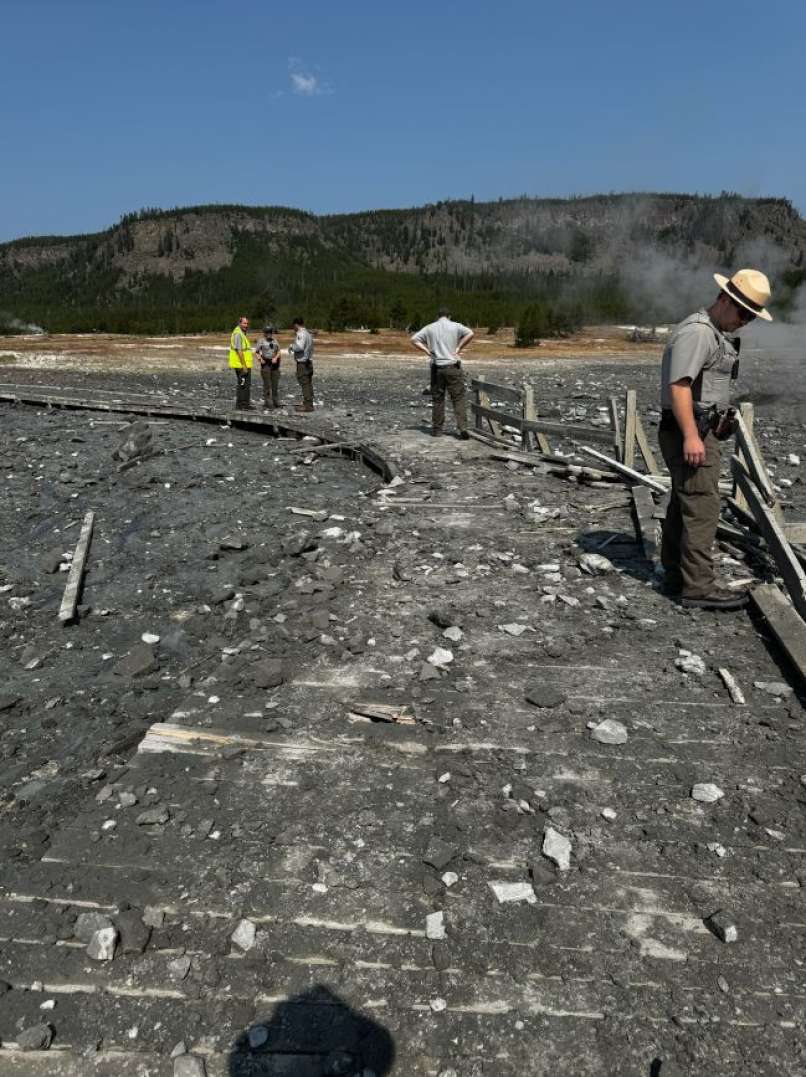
[1, 349, 806, 1076]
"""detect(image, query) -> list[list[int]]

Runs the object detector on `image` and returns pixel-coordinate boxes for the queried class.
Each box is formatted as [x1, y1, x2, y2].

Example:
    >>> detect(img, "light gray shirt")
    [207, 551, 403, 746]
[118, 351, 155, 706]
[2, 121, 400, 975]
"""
[660, 310, 738, 409]
[255, 337, 280, 365]
[411, 316, 472, 367]
[291, 327, 314, 363]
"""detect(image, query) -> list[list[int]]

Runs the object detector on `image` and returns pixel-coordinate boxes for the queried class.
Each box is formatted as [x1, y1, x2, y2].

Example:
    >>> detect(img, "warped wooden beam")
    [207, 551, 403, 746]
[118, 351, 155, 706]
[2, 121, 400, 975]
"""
[578, 445, 668, 494]
[634, 414, 660, 474]
[750, 584, 806, 686]
[732, 457, 806, 619]
[623, 390, 637, 470]
[735, 412, 779, 510]
[58, 510, 94, 624]
[608, 396, 623, 462]
[469, 377, 523, 405]
[470, 404, 615, 444]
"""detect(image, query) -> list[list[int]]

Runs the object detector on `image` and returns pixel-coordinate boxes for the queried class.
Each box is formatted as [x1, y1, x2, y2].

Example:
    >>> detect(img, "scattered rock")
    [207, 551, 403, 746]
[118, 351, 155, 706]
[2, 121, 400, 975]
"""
[87, 925, 118, 961]
[74, 911, 113, 943]
[425, 911, 446, 940]
[499, 622, 530, 636]
[691, 783, 724, 804]
[143, 906, 165, 928]
[17, 1023, 54, 1051]
[168, 955, 192, 981]
[428, 608, 455, 629]
[174, 1056, 207, 1077]
[488, 881, 536, 905]
[754, 680, 793, 698]
[423, 837, 458, 871]
[675, 649, 706, 676]
[704, 909, 738, 943]
[253, 658, 285, 689]
[525, 685, 567, 709]
[579, 552, 614, 575]
[430, 997, 448, 1012]
[601, 807, 618, 822]
[590, 718, 628, 745]
[136, 805, 170, 825]
[113, 644, 159, 679]
[116, 910, 151, 954]
[542, 827, 572, 871]
[427, 647, 454, 668]
[141, 632, 161, 645]
[231, 918, 257, 952]
[419, 662, 441, 681]
[442, 626, 463, 642]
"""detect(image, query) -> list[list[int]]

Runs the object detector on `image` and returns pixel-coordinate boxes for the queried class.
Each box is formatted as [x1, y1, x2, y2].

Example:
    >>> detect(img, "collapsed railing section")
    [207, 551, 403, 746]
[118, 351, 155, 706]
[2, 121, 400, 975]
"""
[470, 379, 806, 683]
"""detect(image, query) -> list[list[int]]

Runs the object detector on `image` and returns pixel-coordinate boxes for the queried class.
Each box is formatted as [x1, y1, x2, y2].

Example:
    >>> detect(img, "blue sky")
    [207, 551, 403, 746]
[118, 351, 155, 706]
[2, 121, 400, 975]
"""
[2, 0, 804, 242]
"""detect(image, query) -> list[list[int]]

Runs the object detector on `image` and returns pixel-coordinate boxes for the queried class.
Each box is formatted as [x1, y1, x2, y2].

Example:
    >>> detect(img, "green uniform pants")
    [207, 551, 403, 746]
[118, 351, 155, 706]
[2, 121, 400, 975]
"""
[296, 360, 314, 408]
[658, 426, 721, 598]
[432, 364, 467, 433]
[260, 364, 281, 407]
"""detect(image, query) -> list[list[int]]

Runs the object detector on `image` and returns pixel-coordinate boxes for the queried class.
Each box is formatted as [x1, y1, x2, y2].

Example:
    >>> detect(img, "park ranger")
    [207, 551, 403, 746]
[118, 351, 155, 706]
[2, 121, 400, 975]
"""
[289, 316, 315, 412]
[255, 325, 281, 409]
[228, 315, 253, 410]
[659, 268, 772, 610]
[411, 306, 474, 438]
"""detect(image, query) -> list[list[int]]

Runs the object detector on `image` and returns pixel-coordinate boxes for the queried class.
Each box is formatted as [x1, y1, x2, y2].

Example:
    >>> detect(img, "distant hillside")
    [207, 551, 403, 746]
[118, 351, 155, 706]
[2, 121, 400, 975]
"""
[1, 193, 805, 334]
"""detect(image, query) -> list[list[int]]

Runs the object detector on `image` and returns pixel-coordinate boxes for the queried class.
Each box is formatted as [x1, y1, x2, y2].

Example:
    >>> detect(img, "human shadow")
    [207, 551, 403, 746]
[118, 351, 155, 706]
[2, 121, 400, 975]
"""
[228, 984, 395, 1075]
[575, 528, 656, 586]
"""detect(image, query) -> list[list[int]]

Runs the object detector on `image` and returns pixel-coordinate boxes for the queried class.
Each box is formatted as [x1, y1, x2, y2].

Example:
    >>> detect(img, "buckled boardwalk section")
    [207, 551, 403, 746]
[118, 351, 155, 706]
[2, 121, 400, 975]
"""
[2, 384, 806, 1075]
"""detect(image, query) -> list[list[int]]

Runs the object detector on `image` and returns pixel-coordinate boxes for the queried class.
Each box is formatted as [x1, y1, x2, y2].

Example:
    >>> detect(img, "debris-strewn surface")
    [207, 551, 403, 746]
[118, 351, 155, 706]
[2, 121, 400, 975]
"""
[1, 349, 806, 1075]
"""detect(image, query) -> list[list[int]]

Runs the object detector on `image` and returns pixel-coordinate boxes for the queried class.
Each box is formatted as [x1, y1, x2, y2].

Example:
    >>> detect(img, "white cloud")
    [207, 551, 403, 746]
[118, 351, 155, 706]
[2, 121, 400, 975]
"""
[287, 57, 331, 97]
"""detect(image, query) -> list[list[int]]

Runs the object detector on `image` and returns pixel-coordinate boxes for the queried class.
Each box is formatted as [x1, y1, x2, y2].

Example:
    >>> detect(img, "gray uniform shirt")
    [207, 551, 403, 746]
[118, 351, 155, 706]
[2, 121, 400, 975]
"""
[411, 316, 472, 367]
[660, 311, 739, 409]
[255, 338, 280, 365]
[291, 328, 314, 363]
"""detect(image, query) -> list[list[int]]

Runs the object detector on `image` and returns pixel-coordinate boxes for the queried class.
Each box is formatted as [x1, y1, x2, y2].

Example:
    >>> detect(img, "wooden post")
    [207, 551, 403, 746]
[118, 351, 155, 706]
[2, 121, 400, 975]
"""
[58, 511, 95, 624]
[734, 401, 754, 513]
[623, 390, 637, 470]
[473, 377, 483, 433]
[608, 396, 623, 463]
[521, 383, 550, 454]
[634, 414, 660, 475]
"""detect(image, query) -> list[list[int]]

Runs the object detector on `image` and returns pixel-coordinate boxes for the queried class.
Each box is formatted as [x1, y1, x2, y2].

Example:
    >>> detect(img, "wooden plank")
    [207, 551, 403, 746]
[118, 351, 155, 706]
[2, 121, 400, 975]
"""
[735, 411, 779, 509]
[521, 383, 536, 452]
[734, 401, 754, 513]
[631, 485, 658, 561]
[623, 390, 637, 470]
[578, 445, 668, 494]
[784, 522, 806, 544]
[634, 413, 660, 474]
[608, 396, 623, 462]
[469, 377, 523, 404]
[58, 511, 94, 624]
[470, 404, 615, 444]
[750, 584, 806, 686]
[732, 457, 806, 618]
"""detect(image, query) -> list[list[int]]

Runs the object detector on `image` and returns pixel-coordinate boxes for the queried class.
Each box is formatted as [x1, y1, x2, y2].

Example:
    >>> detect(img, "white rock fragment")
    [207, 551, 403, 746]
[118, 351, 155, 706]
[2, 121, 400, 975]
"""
[542, 827, 572, 871]
[425, 911, 446, 940]
[676, 649, 706, 675]
[499, 622, 530, 637]
[86, 926, 118, 961]
[590, 719, 628, 745]
[488, 881, 537, 905]
[442, 626, 463, 643]
[601, 807, 618, 822]
[706, 842, 727, 858]
[430, 997, 448, 1012]
[691, 782, 725, 804]
[578, 552, 614, 575]
[437, 772, 451, 784]
[718, 667, 746, 705]
[141, 632, 160, 645]
[427, 647, 454, 668]
[231, 918, 257, 952]
[441, 872, 459, 888]
[754, 680, 793, 698]
[788, 453, 800, 466]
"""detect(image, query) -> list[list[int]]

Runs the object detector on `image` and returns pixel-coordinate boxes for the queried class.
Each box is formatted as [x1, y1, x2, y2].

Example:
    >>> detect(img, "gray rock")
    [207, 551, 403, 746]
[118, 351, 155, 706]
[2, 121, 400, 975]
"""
[113, 644, 159, 679]
[220, 533, 249, 551]
[675, 649, 706, 676]
[143, 906, 165, 928]
[282, 531, 316, 557]
[590, 719, 628, 745]
[428, 608, 455, 629]
[174, 1056, 207, 1077]
[691, 783, 724, 804]
[231, 918, 257, 951]
[754, 680, 794, 698]
[253, 659, 285, 689]
[419, 662, 441, 681]
[74, 911, 113, 943]
[87, 926, 118, 961]
[578, 552, 614, 575]
[169, 955, 192, 981]
[704, 909, 738, 943]
[542, 826, 572, 871]
[209, 585, 235, 605]
[170, 1042, 188, 1058]
[423, 837, 458, 871]
[116, 910, 151, 954]
[525, 685, 567, 709]
[17, 1023, 54, 1051]
[136, 805, 170, 825]
[425, 910, 446, 940]
[118, 791, 138, 808]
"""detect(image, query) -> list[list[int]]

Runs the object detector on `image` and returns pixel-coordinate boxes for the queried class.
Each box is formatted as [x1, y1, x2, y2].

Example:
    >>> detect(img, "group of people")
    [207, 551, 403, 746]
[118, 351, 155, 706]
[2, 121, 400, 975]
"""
[226, 266, 773, 614]
[228, 315, 315, 413]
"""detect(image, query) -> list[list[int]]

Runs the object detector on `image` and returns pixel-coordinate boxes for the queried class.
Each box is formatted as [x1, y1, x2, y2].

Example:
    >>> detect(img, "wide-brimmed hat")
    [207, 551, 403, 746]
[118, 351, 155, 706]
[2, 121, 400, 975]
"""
[714, 268, 773, 322]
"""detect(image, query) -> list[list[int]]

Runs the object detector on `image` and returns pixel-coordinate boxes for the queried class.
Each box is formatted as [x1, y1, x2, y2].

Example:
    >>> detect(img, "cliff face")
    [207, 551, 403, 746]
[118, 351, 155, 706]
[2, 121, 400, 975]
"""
[1, 193, 803, 331]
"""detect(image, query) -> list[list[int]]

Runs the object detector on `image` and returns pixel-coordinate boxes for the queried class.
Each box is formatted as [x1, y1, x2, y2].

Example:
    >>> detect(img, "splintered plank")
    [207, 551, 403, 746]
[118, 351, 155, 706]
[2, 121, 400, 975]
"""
[634, 413, 660, 474]
[732, 458, 806, 618]
[631, 485, 658, 561]
[735, 411, 780, 511]
[751, 584, 806, 686]
[578, 445, 668, 494]
[58, 510, 94, 624]
[623, 390, 637, 469]
[470, 404, 615, 444]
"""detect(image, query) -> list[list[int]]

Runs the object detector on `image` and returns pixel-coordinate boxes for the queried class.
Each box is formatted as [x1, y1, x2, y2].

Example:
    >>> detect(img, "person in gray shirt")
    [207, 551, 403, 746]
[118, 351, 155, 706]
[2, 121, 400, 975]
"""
[289, 316, 315, 412]
[658, 268, 772, 611]
[411, 307, 474, 438]
[254, 325, 281, 409]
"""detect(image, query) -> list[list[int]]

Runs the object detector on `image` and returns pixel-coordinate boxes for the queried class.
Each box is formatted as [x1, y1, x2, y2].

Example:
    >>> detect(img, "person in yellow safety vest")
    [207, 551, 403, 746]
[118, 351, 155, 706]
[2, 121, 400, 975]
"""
[228, 315, 254, 410]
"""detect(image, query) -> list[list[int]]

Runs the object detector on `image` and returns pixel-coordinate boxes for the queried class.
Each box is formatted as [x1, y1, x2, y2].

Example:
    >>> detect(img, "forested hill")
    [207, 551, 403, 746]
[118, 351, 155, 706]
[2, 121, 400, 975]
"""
[1, 192, 805, 334]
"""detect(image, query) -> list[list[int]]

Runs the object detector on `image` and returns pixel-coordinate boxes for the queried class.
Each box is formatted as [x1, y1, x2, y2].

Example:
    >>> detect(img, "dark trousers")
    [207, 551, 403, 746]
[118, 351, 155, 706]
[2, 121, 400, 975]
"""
[659, 425, 721, 598]
[296, 361, 314, 407]
[432, 364, 467, 432]
[260, 364, 281, 407]
[234, 368, 251, 409]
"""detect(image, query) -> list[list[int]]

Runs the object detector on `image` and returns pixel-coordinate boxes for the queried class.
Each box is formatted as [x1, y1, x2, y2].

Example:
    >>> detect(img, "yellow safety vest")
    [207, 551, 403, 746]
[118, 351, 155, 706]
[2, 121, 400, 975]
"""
[228, 326, 253, 369]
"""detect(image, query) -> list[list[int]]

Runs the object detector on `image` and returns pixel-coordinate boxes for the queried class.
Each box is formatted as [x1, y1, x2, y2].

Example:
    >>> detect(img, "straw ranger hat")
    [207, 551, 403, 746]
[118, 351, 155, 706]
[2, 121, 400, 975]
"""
[714, 268, 773, 322]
